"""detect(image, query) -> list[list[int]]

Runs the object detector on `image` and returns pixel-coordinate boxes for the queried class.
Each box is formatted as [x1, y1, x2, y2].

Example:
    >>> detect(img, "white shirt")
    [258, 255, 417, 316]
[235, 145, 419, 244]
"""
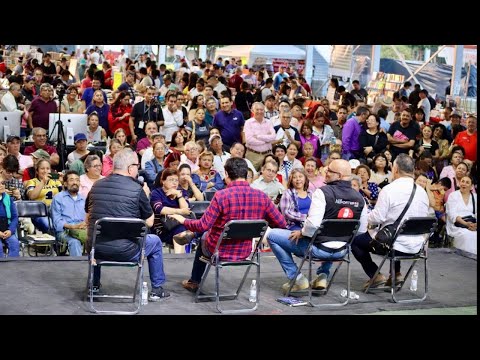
[141, 147, 154, 169]
[418, 98, 431, 123]
[213, 151, 230, 179]
[160, 107, 183, 142]
[302, 187, 368, 249]
[367, 177, 429, 254]
[1, 91, 22, 113]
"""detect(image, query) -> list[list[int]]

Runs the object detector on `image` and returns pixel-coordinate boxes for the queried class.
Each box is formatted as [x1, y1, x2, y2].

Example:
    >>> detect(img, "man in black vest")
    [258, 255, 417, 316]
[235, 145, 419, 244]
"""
[85, 148, 170, 302]
[267, 159, 367, 294]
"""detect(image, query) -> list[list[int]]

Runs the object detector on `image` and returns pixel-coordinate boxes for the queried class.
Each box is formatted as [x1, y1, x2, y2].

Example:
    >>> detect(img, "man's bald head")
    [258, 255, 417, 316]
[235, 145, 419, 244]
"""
[326, 159, 352, 183]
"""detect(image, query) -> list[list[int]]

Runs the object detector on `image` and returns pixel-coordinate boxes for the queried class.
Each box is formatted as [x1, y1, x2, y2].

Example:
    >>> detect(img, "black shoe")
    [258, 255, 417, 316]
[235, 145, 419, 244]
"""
[89, 284, 101, 295]
[149, 286, 171, 302]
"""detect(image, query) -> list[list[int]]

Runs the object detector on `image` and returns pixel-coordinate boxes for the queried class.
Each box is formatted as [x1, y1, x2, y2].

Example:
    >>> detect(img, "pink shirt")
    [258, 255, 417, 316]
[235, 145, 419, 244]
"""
[102, 155, 113, 176]
[244, 117, 276, 153]
[79, 174, 104, 198]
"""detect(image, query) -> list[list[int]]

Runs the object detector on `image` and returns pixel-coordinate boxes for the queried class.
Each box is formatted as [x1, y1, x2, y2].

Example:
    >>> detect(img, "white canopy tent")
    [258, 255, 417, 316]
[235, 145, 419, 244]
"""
[214, 45, 306, 65]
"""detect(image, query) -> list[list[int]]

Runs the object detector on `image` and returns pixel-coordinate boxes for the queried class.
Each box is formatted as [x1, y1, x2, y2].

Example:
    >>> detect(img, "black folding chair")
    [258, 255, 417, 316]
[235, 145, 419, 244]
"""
[190, 201, 210, 219]
[364, 217, 437, 303]
[203, 191, 216, 201]
[195, 220, 268, 314]
[285, 219, 360, 307]
[86, 217, 148, 315]
[15, 201, 55, 257]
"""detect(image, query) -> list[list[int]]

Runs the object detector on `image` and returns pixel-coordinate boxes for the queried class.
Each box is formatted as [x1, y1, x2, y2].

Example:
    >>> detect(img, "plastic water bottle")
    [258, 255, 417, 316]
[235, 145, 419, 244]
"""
[249, 280, 257, 302]
[409, 270, 418, 292]
[141, 282, 149, 305]
[340, 289, 359, 299]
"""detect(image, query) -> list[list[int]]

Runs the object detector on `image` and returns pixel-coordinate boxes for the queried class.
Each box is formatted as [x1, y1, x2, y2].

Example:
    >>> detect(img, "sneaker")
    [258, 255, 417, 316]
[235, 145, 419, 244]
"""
[282, 274, 309, 294]
[149, 286, 170, 301]
[173, 231, 195, 246]
[385, 272, 404, 288]
[363, 273, 387, 290]
[311, 273, 328, 290]
[181, 279, 199, 293]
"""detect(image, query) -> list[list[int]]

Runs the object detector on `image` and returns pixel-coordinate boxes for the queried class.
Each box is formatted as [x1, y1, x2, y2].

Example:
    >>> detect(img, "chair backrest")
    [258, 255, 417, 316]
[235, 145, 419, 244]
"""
[396, 217, 437, 236]
[312, 219, 360, 246]
[221, 220, 269, 241]
[204, 191, 216, 201]
[190, 201, 210, 218]
[15, 201, 48, 217]
[92, 217, 148, 247]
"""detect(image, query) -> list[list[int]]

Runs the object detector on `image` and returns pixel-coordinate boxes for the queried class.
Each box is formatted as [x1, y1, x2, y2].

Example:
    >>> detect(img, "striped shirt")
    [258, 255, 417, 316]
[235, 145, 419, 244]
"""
[184, 180, 287, 261]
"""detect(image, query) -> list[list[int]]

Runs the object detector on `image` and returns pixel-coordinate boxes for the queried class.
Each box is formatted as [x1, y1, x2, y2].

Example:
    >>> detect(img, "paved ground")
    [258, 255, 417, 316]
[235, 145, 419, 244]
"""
[0, 247, 476, 315]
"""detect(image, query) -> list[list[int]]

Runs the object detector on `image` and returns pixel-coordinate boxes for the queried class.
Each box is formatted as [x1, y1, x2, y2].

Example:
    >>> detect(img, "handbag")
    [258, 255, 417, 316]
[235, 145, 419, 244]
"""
[157, 212, 195, 232]
[454, 194, 476, 228]
[370, 184, 417, 252]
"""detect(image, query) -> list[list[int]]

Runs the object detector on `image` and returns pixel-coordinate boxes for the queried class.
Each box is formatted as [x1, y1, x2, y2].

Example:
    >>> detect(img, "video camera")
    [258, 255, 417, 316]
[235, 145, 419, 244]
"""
[55, 83, 69, 101]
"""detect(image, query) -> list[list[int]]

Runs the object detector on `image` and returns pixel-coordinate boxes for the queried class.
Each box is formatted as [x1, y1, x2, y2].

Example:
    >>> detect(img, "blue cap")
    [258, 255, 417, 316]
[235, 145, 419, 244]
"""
[74, 133, 87, 143]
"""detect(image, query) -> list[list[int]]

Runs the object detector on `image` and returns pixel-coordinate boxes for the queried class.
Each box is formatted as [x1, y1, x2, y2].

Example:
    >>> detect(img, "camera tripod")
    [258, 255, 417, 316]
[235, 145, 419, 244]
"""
[48, 88, 68, 172]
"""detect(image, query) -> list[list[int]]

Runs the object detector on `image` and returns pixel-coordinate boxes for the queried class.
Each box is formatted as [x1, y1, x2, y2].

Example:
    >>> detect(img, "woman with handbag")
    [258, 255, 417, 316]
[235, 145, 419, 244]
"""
[151, 168, 194, 253]
[446, 175, 477, 255]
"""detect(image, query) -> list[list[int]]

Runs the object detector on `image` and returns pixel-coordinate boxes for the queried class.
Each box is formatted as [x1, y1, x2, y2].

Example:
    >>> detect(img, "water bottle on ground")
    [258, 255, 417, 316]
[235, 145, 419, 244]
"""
[409, 270, 418, 292]
[141, 281, 149, 305]
[249, 280, 257, 302]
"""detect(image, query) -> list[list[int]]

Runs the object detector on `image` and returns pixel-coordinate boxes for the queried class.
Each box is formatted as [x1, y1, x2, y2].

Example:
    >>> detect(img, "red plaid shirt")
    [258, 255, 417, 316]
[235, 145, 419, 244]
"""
[184, 180, 287, 261]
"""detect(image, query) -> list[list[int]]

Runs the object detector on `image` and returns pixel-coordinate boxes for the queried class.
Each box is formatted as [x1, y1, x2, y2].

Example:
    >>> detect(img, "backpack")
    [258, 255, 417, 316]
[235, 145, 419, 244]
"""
[428, 96, 436, 110]
[253, 87, 264, 103]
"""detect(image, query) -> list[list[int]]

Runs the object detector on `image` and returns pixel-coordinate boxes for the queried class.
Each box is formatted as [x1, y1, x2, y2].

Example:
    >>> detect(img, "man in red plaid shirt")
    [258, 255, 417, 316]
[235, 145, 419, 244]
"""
[169, 157, 287, 292]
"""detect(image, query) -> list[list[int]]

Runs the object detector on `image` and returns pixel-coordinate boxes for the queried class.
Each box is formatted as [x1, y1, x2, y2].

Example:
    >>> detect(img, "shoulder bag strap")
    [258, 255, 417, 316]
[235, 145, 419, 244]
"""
[392, 183, 417, 229]
[472, 193, 475, 215]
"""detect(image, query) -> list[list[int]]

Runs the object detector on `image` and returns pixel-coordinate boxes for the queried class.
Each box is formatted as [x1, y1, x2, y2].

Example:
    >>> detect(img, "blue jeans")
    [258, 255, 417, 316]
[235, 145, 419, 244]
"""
[93, 234, 166, 289]
[0, 234, 20, 257]
[32, 216, 50, 233]
[56, 231, 83, 257]
[267, 228, 346, 280]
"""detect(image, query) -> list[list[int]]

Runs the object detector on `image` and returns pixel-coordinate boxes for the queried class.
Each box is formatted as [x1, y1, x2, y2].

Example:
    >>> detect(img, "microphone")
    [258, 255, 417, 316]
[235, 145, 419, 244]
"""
[136, 176, 145, 187]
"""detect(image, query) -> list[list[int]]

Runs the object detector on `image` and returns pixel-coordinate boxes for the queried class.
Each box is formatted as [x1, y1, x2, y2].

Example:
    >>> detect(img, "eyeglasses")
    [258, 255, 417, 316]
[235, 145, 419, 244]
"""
[35, 134, 47, 138]
[92, 164, 102, 168]
[326, 167, 343, 176]
[165, 178, 179, 183]
[129, 163, 140, 168]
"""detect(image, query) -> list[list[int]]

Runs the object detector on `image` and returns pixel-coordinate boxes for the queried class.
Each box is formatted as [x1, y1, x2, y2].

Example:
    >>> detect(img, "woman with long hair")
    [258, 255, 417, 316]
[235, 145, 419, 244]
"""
[25, 159, 62, 232]
[169, 130, 186, 154]
[446, 175, 477, 255]
[369, 152, 392, 188]
[187, 94, 205, 121]
[413, 125, 440, 160]
[360, 114, 388, 164]
[108, 90, 132, 140]
[279, 168, 313, 230]
[304, 157, 325, 192]
[185, 108, 210, 143]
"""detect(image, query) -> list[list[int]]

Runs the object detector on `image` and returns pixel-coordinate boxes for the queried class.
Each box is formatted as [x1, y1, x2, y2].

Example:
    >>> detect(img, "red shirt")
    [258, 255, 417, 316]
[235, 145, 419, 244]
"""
[24, 144, 58, 156]
[454, 130, 477, 161]
[184, 180, 287, 261]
